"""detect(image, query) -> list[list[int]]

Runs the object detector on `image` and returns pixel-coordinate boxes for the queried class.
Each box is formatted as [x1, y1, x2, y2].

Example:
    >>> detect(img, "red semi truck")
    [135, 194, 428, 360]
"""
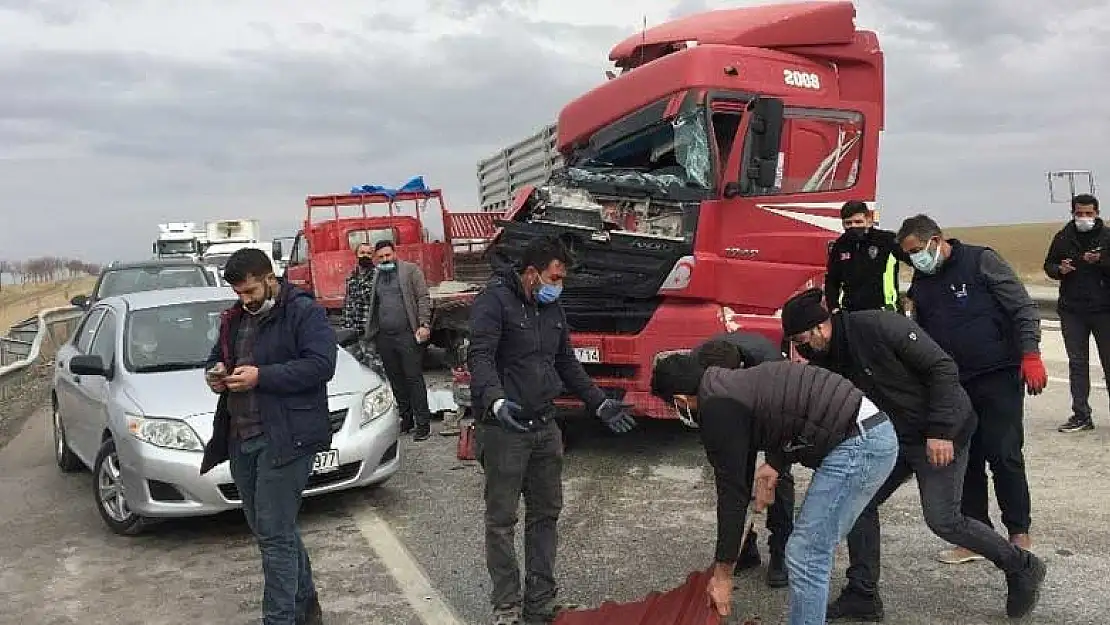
[464, 1, 884, 421]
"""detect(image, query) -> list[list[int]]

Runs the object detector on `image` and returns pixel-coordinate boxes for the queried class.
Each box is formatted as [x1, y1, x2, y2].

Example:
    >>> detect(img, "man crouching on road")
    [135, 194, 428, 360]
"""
[651, 354, 899, 625]
[467, 236, 636, 625]
[201, 248, 336, 625]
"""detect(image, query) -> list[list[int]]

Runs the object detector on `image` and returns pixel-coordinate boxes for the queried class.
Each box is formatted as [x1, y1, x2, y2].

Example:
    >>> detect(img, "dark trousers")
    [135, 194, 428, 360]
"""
[229, 436, 317, 625]
[845, 443, 1026, 596]
[766, 471, 796, 553]
[478, 419, 563, 610]
[375, 331, 431, 429]
[1060, 309, 1110, 421]
[962, 368, 1032, 536]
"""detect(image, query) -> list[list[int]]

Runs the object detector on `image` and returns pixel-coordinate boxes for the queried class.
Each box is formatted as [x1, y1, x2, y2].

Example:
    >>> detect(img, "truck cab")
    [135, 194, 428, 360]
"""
[492, 1, 884, 419]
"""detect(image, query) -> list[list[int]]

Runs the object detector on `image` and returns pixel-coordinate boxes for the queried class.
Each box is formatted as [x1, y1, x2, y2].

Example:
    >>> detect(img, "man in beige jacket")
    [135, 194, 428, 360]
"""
[343, 239, 433, 439]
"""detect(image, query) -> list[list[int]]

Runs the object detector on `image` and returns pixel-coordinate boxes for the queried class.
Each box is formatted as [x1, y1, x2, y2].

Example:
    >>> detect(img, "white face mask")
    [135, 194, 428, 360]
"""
[673, 397, 699, 429]
[1075, 217, 1097, 232]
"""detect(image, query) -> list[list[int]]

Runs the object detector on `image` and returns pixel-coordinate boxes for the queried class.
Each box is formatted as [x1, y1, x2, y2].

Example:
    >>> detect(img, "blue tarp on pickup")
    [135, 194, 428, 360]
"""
[350, 176, 428, 197]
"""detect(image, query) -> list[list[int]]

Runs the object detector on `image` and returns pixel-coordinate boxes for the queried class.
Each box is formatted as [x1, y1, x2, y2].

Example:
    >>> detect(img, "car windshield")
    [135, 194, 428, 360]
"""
[96, 266, 210, 299]
[125, 300, 233, 373]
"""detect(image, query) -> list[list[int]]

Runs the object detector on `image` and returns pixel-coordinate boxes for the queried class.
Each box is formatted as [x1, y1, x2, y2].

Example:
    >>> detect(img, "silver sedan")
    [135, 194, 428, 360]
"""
[50, 286, 400, 535]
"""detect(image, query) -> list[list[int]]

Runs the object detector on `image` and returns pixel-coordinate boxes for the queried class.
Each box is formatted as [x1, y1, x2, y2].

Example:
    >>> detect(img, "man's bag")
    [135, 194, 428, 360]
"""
[457, 422, 476, 461]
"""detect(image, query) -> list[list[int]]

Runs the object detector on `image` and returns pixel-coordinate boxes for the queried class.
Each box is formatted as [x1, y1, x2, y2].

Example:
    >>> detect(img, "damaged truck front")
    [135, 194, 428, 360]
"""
[472, 1, 885, 422]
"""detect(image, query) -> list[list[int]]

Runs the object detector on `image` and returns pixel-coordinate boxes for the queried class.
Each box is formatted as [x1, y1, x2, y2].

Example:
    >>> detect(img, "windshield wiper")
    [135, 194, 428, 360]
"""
[132, 361, 207, 373]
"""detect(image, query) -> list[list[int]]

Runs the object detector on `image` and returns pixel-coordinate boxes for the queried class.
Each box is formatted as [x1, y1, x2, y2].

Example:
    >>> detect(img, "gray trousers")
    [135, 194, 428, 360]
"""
[478, 419, 563, 610]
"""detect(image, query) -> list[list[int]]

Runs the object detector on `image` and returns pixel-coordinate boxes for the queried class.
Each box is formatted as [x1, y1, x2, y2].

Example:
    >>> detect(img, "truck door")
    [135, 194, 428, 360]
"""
[283, 233, 311, 291]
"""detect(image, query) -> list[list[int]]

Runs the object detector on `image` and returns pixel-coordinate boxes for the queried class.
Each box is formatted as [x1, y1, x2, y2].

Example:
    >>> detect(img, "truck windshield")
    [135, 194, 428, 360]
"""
[348, 229, 395, 251]
[156, 240, 195, 255]
[574, 107, 712, 189]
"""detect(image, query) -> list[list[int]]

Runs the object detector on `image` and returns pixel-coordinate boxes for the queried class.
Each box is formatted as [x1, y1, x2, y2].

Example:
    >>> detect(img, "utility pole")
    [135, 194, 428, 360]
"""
[1047, 169, 1096, 204]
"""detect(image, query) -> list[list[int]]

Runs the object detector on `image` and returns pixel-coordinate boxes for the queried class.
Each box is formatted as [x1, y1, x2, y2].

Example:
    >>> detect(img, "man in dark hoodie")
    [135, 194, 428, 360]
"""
[1044, 193, 1110, 433]
[650, 353, 899, 625]
[201, 248, 336, 625]
[824, 200, 908, 313]
[467, 236, 636, 625]
[782, 287, 1047, 622]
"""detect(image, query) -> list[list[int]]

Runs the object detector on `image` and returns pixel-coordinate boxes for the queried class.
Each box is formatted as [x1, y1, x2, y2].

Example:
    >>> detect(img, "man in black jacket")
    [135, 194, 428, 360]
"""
[692, 332, 794, 588]
[824, 200, 908, 313]
[1044, 193, 1110, 433]
[781, 288, 1047, 621]
[651, 355, 899, 624]
[467, 237, 636, 625]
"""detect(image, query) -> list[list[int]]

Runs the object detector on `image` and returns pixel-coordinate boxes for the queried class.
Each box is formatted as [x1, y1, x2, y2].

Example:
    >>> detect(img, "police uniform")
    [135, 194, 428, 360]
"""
[824, 228, 906, 312]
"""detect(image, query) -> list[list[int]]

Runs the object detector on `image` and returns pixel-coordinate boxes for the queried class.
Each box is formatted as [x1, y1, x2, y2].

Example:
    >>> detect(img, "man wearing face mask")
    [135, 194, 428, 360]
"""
[780, 287, 1046, 621]
[342, 239, 434, 440]
[1044, 193, 1110, 433]
[898, 214, 1045, 564]
[467, 236, 636, 625]
[201, 248, 336, 625]
[824, 201, 908, 314]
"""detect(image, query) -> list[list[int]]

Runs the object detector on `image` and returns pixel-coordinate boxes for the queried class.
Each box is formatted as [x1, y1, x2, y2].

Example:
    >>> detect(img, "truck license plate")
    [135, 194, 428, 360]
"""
[573, 347, 600, 363]
[312, 450, 339, 474]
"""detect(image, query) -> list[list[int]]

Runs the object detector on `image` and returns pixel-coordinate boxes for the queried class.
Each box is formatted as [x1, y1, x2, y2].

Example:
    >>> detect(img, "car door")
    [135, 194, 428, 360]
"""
[55, 307, 106, 464]
[69, 309, 119, 460]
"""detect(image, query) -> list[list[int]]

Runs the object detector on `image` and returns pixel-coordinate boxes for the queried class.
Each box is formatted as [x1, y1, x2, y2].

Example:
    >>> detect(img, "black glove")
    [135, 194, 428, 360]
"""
[492, 399, 529, 433]
[596, 398, 636, 433]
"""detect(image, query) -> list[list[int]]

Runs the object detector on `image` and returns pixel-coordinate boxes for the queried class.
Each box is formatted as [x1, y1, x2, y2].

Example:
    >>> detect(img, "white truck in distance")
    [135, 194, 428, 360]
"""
[200, 218, 282, 278]
[153, 222, 206, 260]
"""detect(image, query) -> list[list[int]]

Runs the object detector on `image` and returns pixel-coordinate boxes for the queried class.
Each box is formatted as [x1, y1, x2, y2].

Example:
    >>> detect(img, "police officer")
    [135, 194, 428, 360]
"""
[691, 331, 793, 588]
[898, 214, 1046, 563]
[824, 200, 908, 313]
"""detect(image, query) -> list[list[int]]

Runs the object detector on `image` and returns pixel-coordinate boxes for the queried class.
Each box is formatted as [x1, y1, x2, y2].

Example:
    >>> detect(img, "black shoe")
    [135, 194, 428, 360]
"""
[766, 549, 788, 588]
[296, 594, 323, 625]
[1006, 550, 1047, 618]
[400, 420, 415, 434]
[827, 587, 885, 622]
[734, 530, 761, 575]
[1058, 416, 1094, 433]
[413, 426, 431, 441]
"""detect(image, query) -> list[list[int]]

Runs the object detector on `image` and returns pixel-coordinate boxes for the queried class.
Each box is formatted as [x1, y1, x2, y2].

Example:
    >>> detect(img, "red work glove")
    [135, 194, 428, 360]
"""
[1021, 353, 1047, 396]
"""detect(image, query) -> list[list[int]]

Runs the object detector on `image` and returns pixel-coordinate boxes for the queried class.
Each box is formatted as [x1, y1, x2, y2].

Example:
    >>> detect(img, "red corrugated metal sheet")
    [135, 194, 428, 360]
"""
[552, 570, 722, 625]
[448, 212, 501, 240]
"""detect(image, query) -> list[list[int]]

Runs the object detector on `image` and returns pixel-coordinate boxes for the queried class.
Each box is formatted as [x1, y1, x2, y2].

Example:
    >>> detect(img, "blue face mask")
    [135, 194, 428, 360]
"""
[910, 239, 942, 275]
[535, 280, 562, 305]
[377, 261, 396, 272]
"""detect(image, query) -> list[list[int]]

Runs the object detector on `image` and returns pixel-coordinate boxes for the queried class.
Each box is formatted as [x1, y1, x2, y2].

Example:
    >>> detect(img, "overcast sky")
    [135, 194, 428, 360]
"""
[1, 0, 1107, 263]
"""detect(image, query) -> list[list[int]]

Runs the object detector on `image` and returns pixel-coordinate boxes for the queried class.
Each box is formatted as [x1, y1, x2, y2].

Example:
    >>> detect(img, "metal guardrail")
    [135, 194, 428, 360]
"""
[0, 306, 85, 401]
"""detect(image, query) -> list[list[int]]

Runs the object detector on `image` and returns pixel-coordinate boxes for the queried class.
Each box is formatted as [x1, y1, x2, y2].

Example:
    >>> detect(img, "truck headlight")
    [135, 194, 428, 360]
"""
[126, 415, 204, 451]
[361, 384, 394, 427]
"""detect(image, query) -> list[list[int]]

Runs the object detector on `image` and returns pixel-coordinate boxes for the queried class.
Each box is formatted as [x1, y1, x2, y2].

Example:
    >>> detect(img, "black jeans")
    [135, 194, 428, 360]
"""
[962, 368, 1032, 536]
[478, 419, 563, 611]
[229, 436, 317, 625]
[844, 442, 1026, 596]
[375, 331, 431, 429]
[1060, 309, 1110, 421]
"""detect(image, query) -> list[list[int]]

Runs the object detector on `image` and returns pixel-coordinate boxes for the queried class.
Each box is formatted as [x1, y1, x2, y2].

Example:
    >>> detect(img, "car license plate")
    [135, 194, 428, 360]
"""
[312, 450, 339, 474]
[574, 347, 600, 363]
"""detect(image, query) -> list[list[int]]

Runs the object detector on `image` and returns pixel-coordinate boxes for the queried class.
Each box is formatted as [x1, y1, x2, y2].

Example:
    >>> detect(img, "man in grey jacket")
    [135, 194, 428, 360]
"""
[342, 239, 434, 440]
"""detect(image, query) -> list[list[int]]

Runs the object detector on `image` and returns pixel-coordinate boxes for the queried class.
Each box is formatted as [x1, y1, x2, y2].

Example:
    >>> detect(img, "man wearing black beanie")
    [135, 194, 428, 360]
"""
[780, 287, 1047, 621]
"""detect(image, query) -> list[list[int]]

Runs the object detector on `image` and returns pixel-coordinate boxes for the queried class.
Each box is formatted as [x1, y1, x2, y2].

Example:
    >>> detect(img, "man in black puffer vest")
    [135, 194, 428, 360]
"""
[1044, 193, 1110, 433]
[651, 355, 899, 624]
[899, 214, 1045, 563]
[782, 287, 1047, 622]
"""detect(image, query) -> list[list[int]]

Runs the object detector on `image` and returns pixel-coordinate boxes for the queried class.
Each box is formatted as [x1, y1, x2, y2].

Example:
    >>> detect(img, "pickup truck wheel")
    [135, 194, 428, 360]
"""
[53, 399, 83, 472]
[93, 438, 148, 536]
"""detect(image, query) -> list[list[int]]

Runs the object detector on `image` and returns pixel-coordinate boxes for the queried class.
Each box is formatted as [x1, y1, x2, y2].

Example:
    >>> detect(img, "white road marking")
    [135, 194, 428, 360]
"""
[352, 505, 467, 625]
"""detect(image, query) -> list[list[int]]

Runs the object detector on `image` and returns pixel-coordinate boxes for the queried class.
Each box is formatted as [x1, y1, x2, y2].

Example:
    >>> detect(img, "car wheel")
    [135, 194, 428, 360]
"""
[53, 399, 83, 473]
[93, 438, 147, 536]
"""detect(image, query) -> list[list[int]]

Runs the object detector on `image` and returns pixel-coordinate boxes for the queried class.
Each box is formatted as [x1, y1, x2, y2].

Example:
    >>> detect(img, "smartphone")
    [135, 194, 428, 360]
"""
[205, 365, 227, 381]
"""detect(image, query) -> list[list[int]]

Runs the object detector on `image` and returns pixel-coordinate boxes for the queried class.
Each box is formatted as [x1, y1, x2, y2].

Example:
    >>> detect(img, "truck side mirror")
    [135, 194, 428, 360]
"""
[742, 96, 785, 193]
[152, 242, 158, 254]
[272, 240, 283, 261]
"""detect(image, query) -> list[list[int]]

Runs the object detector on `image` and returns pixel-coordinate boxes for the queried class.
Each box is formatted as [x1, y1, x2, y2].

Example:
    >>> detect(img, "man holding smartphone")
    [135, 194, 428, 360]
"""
[1044, 193, 1110, 433]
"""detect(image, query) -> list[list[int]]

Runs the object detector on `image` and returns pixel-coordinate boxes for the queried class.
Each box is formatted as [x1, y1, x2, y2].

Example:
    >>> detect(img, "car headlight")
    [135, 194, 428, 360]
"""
[361, 384, 394, 427]
[126, 414, 204, 451]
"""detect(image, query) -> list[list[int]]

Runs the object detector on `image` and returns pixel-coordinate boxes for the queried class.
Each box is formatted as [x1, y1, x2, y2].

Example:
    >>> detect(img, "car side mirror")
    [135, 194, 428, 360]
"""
[272, 240, 283, 261]
[70, 354, 109, 377]
[334, 327, 358, 348]
[70, 294, 89, 309]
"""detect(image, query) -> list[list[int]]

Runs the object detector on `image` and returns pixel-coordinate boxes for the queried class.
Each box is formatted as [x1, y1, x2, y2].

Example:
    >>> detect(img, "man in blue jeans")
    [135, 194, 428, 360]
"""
[651, 354, 899, 625]
[201, 248, 337, 625]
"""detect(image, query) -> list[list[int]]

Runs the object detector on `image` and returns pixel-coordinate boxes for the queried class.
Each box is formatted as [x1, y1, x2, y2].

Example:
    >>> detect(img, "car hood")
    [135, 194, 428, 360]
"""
[120, 351, 381, 441]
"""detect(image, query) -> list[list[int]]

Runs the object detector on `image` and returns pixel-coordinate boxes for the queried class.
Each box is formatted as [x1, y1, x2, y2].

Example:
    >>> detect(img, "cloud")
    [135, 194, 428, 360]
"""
[0, 0, 1107, 262]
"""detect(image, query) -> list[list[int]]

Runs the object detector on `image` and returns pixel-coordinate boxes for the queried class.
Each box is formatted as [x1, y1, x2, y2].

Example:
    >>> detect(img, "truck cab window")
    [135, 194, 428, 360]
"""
[347, 229, 396, 251]
[711, 112, 742, 179]
[750, 108, 864, 196]
[576, 108, 713, 190]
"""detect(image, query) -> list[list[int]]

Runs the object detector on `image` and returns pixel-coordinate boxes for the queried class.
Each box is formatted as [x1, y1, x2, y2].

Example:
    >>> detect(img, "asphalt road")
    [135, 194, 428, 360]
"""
[2, 329, 1110, 625]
